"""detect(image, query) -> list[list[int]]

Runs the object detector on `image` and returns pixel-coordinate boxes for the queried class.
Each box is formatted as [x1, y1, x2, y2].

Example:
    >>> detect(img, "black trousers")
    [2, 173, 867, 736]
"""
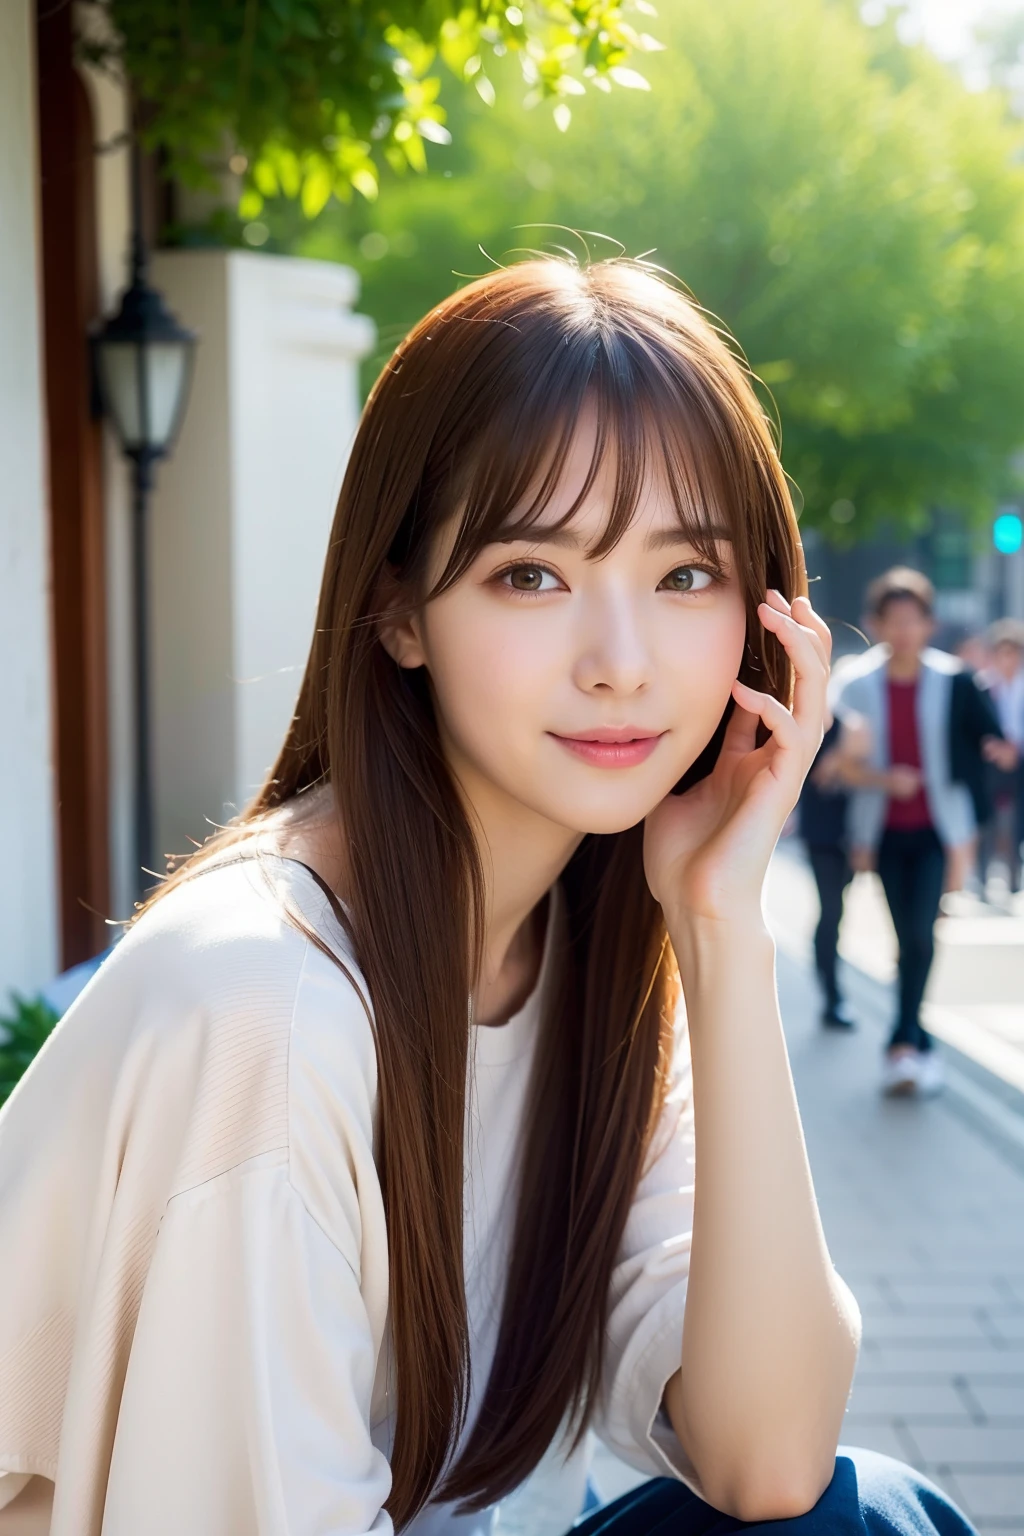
[979, 763, 1024, 892]
[568, 1449, 976, 1533]
[804, 844, 851, 1011]
[876, 826, 945, 1053]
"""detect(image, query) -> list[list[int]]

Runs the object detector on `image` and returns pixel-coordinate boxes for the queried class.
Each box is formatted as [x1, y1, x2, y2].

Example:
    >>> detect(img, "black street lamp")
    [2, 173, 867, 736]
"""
[90, 136, 196, 901]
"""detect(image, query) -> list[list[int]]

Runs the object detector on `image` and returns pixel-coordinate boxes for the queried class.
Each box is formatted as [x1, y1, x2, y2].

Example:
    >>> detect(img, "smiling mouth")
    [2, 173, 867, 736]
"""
[548, 730, 666, 767]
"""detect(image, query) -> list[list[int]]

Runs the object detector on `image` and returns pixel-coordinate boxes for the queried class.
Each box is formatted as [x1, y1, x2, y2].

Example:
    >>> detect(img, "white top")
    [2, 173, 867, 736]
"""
[0, 856, 699, 1536]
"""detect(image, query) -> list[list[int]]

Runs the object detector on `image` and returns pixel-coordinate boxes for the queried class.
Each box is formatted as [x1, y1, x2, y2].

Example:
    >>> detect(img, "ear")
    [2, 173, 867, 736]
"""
[376, 565, 427, 670]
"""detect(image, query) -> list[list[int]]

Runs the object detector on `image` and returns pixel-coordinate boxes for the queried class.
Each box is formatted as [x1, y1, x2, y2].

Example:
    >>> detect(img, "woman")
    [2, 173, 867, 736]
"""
[0, 260, 974, 1534]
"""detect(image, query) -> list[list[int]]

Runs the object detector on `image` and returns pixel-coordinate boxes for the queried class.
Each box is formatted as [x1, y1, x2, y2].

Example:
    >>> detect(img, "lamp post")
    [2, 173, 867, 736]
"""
[91, 134, 196, 900]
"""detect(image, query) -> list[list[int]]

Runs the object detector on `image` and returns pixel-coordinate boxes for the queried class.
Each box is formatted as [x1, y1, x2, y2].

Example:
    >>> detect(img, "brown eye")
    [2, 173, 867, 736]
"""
[504, 564, 558, 592]
[659, 566, 713, 593]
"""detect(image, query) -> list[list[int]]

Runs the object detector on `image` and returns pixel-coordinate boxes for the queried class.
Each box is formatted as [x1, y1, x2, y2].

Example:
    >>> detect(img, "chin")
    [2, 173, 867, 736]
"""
[543, 796, 661, 838]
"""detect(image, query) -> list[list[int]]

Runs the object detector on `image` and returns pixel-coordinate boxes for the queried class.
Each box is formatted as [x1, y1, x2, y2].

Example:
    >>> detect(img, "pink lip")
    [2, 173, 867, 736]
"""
[549, 729, 666, 767]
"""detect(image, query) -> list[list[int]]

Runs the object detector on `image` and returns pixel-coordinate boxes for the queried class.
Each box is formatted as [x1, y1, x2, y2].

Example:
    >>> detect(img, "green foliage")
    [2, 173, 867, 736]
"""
[0, 994, 59, 1106]
[78, 0, 660, 215]
[260, 0, 1024, 541]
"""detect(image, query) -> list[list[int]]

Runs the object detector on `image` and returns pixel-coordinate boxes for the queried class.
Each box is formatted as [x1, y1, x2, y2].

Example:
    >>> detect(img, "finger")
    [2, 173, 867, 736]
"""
[764, 588, 792, 616]
[757, 603, 828, 727]
[791, 594, 833, 661]
[732, 680, 802, 752]
[759, 597, 829, 677]
[761, 597, 829, 672]
[721, 697, 759, 757]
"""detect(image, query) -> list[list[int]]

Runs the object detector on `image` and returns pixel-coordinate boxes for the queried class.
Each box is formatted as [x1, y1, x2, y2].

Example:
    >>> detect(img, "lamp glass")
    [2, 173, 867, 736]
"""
[95, 338, 192, 455]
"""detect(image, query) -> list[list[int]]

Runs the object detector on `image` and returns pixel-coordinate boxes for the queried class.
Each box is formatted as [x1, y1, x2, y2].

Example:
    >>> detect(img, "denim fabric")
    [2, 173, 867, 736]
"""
[570, 1449, 976, 1534]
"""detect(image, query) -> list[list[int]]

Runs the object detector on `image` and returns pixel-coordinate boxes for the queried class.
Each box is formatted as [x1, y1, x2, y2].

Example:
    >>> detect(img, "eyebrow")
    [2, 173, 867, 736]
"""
[494, 523, 733, 552]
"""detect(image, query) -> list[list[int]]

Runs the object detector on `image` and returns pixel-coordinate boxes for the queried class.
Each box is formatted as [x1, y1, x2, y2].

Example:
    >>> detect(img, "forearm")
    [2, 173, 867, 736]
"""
[663, 918, 861, 1519]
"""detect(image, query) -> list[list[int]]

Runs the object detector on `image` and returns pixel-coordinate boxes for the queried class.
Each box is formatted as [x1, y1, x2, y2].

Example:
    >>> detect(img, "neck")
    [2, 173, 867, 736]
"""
[449, 749, 582, 1026]
[887, 650, 922, 682]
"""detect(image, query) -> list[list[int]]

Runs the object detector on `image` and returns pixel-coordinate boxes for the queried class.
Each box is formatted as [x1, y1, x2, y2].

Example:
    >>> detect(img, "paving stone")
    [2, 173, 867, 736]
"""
[845, 1380, 971, 1419]
[861, 1311, 994, 1344]
[967, 1383, 1024, 1419]
[902, 1424, 1024, 1466]
[890, 1281, 1013, 1310]
[837, 1423, 914, 1462]
[990, 1312, 1024, 1344]
[865, 1347, 1024, 1378]
[941, 1471, 1024, 1519]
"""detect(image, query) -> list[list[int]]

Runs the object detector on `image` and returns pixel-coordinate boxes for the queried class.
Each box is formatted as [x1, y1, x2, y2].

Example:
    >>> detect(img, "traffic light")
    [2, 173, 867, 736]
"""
[993, 512, 1023, 555]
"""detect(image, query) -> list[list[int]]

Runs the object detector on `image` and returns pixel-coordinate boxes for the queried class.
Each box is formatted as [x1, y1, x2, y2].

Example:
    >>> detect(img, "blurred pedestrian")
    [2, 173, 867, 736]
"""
[798, 720, 855, 1030]
[835, 569, 1007, 1098]
[977, 619, 1024, 895]
[952, 629, 991, 676]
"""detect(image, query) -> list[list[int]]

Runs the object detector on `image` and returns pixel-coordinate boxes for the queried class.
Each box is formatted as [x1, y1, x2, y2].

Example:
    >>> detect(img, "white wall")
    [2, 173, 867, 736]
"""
[0, 0, 60, 997]
[148, 251, 375, 863]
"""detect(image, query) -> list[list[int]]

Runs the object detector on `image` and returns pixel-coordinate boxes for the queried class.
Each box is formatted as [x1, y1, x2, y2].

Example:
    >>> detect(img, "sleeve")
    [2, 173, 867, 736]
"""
[100, 940, 394, 1536]
[101, 1163, 393, 1536]
[591, 1006, 706, 1499]
[965, 673, 1003, 744]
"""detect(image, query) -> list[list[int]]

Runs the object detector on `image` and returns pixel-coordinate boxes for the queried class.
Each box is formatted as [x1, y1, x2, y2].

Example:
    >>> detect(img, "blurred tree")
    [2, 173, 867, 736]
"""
[78, 0, 660, 214]
[251, 0, 1024, 541]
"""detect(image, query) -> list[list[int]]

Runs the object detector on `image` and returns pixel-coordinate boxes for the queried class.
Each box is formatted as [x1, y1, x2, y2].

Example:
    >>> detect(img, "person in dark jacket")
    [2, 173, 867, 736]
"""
[798, 720, 855, 1030]
[976, 620, 1024, 895]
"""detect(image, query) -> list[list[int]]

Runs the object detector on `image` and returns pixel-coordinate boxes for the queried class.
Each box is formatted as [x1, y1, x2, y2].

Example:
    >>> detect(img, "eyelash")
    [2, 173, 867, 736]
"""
[493, 560, 724, 597]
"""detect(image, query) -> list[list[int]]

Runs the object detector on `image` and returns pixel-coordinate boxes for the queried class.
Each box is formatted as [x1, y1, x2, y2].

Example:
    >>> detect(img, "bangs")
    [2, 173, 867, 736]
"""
[427, 320, 759, 596]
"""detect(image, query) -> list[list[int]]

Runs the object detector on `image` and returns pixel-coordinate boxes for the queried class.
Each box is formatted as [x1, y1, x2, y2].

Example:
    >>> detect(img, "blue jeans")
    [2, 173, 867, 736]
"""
[570, 1448, 977, 1534]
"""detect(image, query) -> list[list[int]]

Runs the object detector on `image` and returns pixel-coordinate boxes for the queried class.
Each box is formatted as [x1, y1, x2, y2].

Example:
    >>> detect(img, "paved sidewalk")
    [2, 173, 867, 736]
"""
[769, 848, 1024, 1532]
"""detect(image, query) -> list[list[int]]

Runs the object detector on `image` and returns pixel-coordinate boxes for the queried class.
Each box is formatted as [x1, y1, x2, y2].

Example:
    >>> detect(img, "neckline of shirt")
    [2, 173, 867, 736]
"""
[253, 849, 557, 1066]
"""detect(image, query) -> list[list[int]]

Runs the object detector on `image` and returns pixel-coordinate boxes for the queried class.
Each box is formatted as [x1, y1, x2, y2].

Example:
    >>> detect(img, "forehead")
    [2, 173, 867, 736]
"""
[880, 595, 930, 619]
[495, 404, 724, 546]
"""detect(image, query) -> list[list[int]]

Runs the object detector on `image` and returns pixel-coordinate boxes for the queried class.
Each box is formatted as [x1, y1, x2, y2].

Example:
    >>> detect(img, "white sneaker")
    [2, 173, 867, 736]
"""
[915, 1052, 945, 1097]
[882, 1049, 921, 1096]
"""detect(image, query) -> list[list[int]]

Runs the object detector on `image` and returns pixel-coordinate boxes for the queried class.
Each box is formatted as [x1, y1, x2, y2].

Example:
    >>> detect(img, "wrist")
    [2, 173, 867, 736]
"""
[665, 908, 774, 971]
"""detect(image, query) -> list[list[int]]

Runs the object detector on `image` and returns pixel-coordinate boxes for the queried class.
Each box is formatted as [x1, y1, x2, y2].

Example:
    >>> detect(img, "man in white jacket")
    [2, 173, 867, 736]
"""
[835, 569, 1010, 1097]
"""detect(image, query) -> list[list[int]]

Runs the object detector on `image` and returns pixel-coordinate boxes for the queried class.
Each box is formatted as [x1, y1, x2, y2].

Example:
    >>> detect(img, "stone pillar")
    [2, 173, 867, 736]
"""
[146, 251, 375, 866]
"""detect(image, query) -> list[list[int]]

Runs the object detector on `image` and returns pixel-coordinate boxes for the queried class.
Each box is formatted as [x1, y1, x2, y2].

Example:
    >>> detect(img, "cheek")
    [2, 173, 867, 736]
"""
[420, 600, 556, 742]
[666, 598, 747, 699]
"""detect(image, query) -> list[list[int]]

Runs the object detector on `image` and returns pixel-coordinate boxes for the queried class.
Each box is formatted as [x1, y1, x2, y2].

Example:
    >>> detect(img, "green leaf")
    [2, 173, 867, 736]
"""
[609, 65, 651, 89]
[238, 186, 265, 218]
[417, 117, 453, 144]
[0, 993, 59, 1105]
[351, 166, 379, 200]
[300, 163, 333, 217]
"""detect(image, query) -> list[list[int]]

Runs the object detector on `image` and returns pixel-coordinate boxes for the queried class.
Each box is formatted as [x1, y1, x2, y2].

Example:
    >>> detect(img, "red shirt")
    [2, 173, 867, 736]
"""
[885, 678, 932, 831]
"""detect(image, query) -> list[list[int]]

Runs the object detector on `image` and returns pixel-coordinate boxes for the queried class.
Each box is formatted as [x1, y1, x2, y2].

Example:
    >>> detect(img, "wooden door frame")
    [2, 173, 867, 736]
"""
[36, 0, 111, 967]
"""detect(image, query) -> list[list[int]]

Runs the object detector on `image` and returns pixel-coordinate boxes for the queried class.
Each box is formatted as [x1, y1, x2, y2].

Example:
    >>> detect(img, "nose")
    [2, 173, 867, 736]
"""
[572, 588, 653, 696]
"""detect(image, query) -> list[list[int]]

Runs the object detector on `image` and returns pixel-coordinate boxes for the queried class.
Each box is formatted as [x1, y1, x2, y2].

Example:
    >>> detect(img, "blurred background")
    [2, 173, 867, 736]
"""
[3, 1, 1024, 1526]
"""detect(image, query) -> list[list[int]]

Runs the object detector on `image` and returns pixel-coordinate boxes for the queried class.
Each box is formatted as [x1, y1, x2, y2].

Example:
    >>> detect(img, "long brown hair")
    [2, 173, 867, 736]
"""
[140, 258, 804, 1526]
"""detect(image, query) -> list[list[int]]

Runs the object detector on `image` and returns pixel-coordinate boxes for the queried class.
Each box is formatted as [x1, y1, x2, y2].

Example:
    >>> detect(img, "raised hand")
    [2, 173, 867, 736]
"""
[644, 590, 831, 929]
